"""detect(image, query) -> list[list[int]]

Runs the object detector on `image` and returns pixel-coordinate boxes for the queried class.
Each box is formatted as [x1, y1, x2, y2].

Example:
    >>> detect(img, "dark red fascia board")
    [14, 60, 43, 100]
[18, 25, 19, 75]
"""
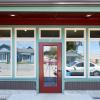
[0, 18, 100, 25]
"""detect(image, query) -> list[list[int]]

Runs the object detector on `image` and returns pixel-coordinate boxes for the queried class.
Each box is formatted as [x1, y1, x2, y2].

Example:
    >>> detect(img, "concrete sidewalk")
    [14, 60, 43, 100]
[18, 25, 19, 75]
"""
[8, 93, 93, 100]
[0, 90, 100, 100]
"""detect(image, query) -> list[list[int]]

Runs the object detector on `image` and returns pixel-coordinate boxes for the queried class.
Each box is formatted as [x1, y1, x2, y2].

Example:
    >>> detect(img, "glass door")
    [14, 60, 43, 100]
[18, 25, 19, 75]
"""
[39, 43, 62, 93]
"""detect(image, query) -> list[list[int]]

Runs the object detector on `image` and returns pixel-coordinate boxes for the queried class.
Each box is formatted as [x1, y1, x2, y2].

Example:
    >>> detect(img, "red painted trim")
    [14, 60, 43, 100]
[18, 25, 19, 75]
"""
[39, 43, 62, 93]
[0, 12, 100, 25]
[0, 18, 100, 25]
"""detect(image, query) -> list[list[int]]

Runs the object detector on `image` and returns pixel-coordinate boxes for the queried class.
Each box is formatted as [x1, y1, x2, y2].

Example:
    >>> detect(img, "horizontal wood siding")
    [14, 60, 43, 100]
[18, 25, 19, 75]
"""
[65, 82, 100, 90]
[0, 81, 36, 90]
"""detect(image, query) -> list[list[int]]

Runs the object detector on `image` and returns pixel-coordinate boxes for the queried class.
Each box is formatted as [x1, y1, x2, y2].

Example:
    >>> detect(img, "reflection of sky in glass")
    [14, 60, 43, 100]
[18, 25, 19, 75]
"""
[0, 40, 10, 46]
[17, 41, 34, 49]
[90, 41, 100, 54]
[44, 46, 51, 51]
[44, 46, 57, 52]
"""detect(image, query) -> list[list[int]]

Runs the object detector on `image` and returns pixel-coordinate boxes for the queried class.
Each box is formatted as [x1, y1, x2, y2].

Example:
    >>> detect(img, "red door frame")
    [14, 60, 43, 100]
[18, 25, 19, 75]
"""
[39, 42, 62, 93]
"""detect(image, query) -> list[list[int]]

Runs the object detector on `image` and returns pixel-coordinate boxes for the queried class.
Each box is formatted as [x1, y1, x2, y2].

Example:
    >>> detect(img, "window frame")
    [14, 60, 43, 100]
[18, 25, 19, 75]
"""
[39, 28, 61, 39]
[0, 28, 12, 77]
[88, 28, 100, 78]
[65, 28, 86, 78]
[15, 28, 36, 78]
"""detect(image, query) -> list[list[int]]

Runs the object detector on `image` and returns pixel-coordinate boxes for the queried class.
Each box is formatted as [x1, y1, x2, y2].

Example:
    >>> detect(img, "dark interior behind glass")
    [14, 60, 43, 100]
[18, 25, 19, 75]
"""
[90, 30, 100, 38]
[66, 30, 84, 38]
[41, 30, 60, 37]
[0, 30, 10, 37]
[17, 30, 34, 37]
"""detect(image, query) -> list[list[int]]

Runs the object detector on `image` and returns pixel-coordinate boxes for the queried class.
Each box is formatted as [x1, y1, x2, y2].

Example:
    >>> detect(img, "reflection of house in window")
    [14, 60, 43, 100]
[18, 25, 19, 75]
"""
[66, 50, 83, 66]
[0, 44, 10, 63]
[17, 47, 34, 64]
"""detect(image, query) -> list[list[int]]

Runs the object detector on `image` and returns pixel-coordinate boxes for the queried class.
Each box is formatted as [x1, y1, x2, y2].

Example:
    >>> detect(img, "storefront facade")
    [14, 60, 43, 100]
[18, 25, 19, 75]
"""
[0, 1, 100, 93]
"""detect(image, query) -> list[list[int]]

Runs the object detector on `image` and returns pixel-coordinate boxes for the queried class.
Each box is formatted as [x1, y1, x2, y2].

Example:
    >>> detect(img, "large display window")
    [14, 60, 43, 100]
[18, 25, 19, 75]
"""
[0, 28, 12, 77]
[15, 28, 36, 77]
[65, 28, 86, 78]
[89, 29, 100, 77]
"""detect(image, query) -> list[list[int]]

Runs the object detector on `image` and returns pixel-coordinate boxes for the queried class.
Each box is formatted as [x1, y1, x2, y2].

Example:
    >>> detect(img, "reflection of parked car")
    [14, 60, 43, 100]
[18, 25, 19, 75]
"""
[90, 63, 100, 76]
[66, 62, 100, 76]
[66, 62, 84, 76]
[67, 61, 79, 67]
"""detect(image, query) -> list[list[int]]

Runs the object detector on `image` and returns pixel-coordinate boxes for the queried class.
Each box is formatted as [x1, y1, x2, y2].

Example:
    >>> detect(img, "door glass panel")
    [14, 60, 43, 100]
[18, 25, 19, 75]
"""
[43, 46, 57, 87]
[66, 41, 84, 76]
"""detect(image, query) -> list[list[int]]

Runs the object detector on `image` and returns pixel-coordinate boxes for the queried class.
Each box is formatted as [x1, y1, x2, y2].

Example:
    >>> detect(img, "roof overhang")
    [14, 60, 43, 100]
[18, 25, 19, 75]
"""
[0, 1, 100, 25]
[1, 1, 100, 6]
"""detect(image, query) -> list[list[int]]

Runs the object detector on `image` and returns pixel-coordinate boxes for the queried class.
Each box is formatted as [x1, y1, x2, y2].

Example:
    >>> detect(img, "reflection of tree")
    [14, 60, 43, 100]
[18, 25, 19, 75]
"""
[67, 42, 82, 51]
[44, 47, 57, 59]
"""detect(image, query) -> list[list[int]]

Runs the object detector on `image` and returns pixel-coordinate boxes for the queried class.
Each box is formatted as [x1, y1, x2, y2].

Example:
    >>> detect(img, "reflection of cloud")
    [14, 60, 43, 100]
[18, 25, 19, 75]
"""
[44, 46, 50, 52]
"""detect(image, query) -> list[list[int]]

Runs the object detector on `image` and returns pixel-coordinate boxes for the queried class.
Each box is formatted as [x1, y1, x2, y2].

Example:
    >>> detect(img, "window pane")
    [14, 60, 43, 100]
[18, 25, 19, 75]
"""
[90, 41, 100, 76]
[0, 40, 11, 76]
[41, 30, 60, 38]
[66, 41, 84, 76]
[17, 30, 34, 37]
[66, 30, 84, 38]
[16, 41, 35, 77]
[0, 30, 10, 37]
[90, 30, 100, 38]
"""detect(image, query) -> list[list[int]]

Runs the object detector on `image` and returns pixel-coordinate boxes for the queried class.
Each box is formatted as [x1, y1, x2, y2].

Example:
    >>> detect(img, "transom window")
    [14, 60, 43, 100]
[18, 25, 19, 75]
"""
[90, 30, 100, 38]
[0, 30, 10, 37]
[16, 28, 34, 38]
[39, 28, 61, 39]
[66, 30, 84, 38]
